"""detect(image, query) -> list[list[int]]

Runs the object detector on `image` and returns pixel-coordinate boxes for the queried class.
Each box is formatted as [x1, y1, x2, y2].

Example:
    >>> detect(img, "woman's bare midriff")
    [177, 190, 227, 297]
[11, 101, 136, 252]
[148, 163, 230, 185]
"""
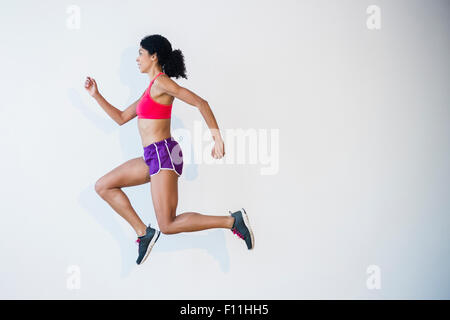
[138, 118, 172, 147]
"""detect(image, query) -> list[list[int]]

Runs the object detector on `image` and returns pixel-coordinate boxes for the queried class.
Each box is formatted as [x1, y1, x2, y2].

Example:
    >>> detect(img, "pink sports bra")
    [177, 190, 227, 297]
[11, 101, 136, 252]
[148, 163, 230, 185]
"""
[136, 72, 172, 119]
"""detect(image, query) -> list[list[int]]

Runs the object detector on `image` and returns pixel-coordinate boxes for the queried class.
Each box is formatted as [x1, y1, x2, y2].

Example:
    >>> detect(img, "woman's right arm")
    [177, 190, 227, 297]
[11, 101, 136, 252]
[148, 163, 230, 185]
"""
[118, 93, 145, 125]
[93, 93, 124, 125]
[85, 76, 143, 126]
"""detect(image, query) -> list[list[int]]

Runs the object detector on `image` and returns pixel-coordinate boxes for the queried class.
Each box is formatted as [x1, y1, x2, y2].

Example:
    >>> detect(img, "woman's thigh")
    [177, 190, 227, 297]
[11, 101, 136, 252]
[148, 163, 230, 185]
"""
[96, 157, 150, 191]
[150, 170, 179, 229]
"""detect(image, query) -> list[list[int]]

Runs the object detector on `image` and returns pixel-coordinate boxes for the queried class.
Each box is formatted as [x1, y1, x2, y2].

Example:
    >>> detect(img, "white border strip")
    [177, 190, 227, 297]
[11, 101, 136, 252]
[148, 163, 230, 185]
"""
[164, 140, 175, 170]
[151, 143, 162, 176]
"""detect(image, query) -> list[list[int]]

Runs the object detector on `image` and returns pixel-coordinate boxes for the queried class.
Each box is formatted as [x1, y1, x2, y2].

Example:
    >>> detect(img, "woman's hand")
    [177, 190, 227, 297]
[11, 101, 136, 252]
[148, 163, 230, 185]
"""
[84, 76, 100, 98]
[211, 137, 225, 159]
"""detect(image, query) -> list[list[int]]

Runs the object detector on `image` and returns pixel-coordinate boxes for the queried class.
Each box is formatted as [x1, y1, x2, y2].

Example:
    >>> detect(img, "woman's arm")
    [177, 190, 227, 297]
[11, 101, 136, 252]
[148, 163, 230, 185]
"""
[119, 91, 145, 125]
[93, 91, 144, 126]
[156, 75, 223, 140]
[155, 75, 225, 158]
[85, 76, 142, 126]
[93, 93, 123, 125]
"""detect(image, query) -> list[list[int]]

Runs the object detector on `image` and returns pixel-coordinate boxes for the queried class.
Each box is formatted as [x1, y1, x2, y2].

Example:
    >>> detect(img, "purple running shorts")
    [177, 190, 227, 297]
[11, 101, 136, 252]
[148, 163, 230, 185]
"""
[143, 136, 183, 177]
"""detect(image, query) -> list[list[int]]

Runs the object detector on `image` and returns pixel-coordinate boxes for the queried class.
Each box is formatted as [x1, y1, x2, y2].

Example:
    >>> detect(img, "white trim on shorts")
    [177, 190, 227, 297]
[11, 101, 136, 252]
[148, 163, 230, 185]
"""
[164, 140, 175, 170]
[150, 142, 162, 176]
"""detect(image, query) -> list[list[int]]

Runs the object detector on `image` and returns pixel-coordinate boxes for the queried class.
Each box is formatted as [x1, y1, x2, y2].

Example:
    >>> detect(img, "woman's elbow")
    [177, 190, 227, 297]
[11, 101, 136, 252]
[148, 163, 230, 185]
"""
[197, 99, 209, 110]
[117, 113, 126, 126]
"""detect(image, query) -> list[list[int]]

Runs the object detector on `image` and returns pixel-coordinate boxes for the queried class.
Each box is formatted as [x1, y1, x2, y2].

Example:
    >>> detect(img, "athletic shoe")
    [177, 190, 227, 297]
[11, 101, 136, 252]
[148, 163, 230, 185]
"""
[136, 224, 161, 265]
[229, 208, 255, 250]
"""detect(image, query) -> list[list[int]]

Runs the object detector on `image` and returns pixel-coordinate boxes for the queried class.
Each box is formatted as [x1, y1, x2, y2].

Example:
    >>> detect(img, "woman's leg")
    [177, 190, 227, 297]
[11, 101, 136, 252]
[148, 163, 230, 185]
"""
[150, 170, 235, 234]
[95, 157, 151, 236]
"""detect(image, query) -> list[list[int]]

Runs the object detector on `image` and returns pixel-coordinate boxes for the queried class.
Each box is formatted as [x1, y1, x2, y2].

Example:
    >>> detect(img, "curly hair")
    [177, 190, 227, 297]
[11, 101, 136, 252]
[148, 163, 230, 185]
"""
[140, 34, 187, 80]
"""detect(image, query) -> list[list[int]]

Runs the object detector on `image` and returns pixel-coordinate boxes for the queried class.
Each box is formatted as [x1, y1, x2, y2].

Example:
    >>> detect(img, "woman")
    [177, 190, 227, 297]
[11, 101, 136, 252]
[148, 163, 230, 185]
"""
[85, 34, 254, 265]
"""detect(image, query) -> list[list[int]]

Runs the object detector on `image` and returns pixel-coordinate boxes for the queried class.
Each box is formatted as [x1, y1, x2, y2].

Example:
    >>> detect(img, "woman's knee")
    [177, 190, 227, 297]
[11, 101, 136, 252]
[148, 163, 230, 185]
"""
[159, 225, 173, 235]
[156, 213, 176, 234]
[95, 178, 110, 198]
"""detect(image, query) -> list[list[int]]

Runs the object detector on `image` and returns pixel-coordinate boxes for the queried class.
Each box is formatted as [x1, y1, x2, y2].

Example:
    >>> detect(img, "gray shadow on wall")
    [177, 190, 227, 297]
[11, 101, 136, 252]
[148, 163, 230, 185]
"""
[68, 45, 230, 277]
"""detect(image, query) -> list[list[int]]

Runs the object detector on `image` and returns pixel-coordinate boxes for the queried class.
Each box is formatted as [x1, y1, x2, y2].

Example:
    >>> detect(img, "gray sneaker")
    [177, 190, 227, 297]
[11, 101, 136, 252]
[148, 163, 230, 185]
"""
[229, 208, 255, 250]
[136, 224, 160, 265]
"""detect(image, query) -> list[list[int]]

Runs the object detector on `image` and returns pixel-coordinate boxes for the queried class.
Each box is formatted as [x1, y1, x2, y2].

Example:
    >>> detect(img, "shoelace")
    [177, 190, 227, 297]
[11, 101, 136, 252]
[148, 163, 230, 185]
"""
[232, 228, 245, 240]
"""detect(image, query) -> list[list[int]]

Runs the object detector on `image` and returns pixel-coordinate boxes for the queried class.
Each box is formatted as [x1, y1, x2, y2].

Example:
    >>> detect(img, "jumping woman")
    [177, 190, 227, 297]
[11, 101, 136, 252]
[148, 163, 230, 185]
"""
[85, 34, 254, 265]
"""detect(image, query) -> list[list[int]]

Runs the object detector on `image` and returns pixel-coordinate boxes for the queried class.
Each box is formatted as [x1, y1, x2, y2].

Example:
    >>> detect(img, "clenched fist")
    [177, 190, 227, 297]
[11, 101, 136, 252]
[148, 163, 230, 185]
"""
[84, 76, 100, 97]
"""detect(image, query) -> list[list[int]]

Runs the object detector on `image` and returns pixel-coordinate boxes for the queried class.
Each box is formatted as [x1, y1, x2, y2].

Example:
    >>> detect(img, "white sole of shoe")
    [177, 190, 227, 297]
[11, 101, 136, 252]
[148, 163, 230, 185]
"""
[240, 208, 255, 250]
[138, 230, 161, 265]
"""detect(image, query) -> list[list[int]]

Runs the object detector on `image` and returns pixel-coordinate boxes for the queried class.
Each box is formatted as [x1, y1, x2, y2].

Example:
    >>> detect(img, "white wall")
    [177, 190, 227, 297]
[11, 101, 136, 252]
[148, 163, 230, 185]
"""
[0, 0, 449, 299]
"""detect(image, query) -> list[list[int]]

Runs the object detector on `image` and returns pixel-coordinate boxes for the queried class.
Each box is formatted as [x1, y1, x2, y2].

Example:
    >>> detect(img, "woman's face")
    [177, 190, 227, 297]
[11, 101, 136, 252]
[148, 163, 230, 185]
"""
[136, 47, 156, 73]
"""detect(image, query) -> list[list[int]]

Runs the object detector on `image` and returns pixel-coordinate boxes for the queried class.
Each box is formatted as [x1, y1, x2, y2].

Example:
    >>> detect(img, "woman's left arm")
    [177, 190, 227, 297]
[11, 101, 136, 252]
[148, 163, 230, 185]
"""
[158, 75, 225, 159]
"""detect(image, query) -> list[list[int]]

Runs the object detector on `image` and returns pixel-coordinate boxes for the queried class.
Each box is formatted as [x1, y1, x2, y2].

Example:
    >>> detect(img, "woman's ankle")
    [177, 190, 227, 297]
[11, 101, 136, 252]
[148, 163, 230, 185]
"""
[228, 216, 235, 229]
[136, 225, 147, 237]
